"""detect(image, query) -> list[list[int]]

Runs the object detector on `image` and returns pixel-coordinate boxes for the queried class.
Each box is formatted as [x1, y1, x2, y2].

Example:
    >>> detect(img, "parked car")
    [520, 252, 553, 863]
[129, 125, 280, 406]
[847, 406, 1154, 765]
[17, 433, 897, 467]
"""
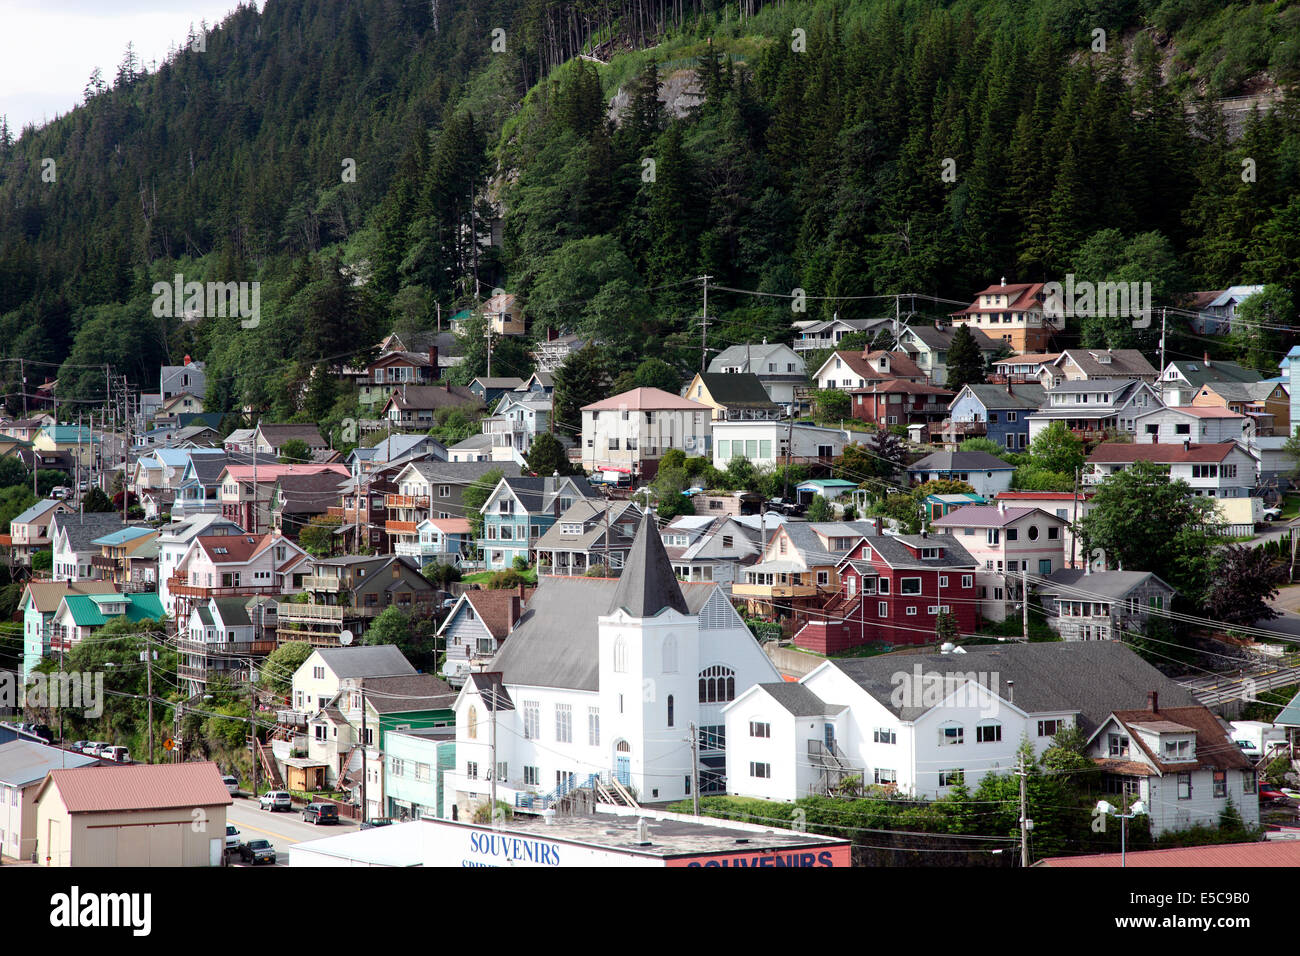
[238, 839, 277, 865]
[83, 742, 111, 757]
[221, 775, 240, 796]
[224, 825, 241, 850]
[51, 486, 71, 500]
[259, 790, 292, 812]
[1261, 507, 1282, 522]
[302, 803, 339, 825]
[1259, 783, 1287, 803]
[101, 746, 131, 763]
[70, 740, 88, 753]
[360, 818, 394, 829]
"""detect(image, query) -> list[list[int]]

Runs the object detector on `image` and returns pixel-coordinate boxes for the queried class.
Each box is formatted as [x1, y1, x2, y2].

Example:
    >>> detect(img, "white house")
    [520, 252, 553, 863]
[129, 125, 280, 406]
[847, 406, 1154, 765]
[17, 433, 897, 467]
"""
[660, 515, 762, 586]
[1085, 442, 1256, 499]
[722, 640, 1249, 837]
[708, 342, 807, 406]
[712, 421, 849, 471]
[581, 388, 713, 477]
[157, 514, 245, 615]
[1133, 406, 1253, 449]
[49, 513, 127, 582]
[444, 515, 783, 818]
[906, 451, 1015, 498]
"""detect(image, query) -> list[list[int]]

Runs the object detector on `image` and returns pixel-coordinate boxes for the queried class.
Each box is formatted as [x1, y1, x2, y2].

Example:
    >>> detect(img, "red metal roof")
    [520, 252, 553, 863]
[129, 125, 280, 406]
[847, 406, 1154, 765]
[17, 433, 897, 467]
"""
[41, 761, 233, 813]
[1038, 841, 1300, 867]
[951, 282, 1046, 315]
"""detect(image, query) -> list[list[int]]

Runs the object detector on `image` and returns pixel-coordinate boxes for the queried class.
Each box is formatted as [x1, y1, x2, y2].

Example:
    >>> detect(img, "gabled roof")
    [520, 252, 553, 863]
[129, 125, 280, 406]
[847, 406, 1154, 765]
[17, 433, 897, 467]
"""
[823, 641, 1198, 731]
[10, 498, 67, 525]
[953, 383, 1046, 410]
[59, 592, 164, 627]
[1054, 350, 1157, 379]
[753, 682, 845, 717]
[385, 384, 483, 412]
[851, 380, 953, 396]
[468, 672, 514, 711]
[709, 341, 799, 371]
[22, 580, 117, 614]
[609, 514, 689, 617]
[1164, 358, 1261, 388]
[402, 460, 522, 485]
[848, 533, 977, 570]
[37, 761, 232, 813]
[255, 423, 326, 447]
[491, 578, 719, 691]
[0, 740, 98, 787]
[692, 373, 780, 408]
[534, 500, 642, 551]
[356, 674, 457, 714]
[91, 527, 158, 547]
[582, 387, 711, 412]
[900, 324, 1000, 351]
[471, 377, 526, 389]
[313, 645, 417, 680]
[1197, 380, 1286, 402]
[194, 533, 277, 564]
[817, 350, 925, 383]
[50, 513, 128, 552]
[1087, 441, 1240, 465]
[493, 475, 600, 514]
[1036, 569, 1175, 602]
[908, 450, 1014, 472]
[1109, 705, 1253, 773]
[460, 588, 536, 640]
[951, 282, 1046, 315]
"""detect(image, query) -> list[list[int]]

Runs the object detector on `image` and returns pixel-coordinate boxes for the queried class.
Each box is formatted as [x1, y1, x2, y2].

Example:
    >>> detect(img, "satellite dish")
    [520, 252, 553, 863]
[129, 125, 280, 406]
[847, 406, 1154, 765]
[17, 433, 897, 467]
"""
[339, 629, 354, 646]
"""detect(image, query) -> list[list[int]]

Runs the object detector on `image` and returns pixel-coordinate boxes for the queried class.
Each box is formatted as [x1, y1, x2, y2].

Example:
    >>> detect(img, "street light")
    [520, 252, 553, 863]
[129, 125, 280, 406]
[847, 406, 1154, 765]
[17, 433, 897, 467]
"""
[1096, 798, 1147, 867]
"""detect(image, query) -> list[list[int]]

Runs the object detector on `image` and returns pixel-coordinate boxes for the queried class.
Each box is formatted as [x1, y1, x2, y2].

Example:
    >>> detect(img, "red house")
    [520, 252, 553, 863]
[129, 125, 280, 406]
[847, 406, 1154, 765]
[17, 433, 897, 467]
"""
[794, 530, 977, 653]
[850, 380, 954, 428]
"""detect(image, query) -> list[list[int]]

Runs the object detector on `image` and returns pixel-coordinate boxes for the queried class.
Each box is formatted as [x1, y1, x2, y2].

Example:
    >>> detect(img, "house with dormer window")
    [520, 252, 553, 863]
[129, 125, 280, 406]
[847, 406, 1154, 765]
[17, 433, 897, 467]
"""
[478, 475, 600, 570]
[532, 500, 643, 576]
[1088, 692, 1259, 835]
[1026, 379, 1162, 442]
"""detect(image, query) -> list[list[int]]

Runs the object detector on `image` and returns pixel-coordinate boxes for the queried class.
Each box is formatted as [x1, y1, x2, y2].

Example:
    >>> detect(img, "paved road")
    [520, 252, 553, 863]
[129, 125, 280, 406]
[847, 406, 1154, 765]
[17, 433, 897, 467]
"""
[225, 796, 357, 867]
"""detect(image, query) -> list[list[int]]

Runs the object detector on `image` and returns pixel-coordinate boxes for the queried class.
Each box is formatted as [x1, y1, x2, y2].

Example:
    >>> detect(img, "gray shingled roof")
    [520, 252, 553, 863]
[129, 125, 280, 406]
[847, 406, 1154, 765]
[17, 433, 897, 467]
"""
[856, 533, 978, 570]
[357, 674, 457, 714]
[908, 450, 1014, 472]
[757, 682, 845, 717]
[50, 513, 128, 552]
[492, 578, 717, 691]
[695, 373, 779, 408]
[1036, 569, 1176, 602]
[499, 475, 600, 514]
[956, 383, 1047, 410]
[314, 645, 416, 679]
[609, 514, 689, 617]
[468, 673, 514, 711]
[408, 460, 521, 484]
[826, 642, 1199, 732]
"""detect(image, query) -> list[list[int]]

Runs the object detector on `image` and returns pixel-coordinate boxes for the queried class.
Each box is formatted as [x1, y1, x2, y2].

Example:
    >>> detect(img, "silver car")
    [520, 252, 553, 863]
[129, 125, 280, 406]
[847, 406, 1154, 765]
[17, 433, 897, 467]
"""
[259, 790, 292, 812]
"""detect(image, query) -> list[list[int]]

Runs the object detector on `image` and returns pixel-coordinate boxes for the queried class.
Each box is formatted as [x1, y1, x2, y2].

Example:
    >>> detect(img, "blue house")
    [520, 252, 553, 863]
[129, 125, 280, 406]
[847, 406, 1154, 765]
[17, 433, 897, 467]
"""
[478, 475, 601, 570]
[946, 383, 1046, 453]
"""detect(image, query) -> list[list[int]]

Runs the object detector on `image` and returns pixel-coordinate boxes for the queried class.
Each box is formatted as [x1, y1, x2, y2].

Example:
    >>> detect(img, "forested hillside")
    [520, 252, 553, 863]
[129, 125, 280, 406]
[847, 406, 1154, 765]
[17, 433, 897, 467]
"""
[0, 0, 1297, 439]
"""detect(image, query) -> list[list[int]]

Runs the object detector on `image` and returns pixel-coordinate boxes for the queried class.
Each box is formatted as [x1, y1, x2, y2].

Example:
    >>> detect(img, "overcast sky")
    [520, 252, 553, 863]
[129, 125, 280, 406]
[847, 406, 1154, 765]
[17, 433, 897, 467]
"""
[0, 0, 261, 133]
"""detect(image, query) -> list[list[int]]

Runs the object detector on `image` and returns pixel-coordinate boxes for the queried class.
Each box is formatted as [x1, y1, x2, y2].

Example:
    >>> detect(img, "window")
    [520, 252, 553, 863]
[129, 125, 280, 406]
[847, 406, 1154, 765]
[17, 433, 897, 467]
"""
[1107, 733, 1129, 757]
[817, 571, 829, 586]
[1177, 772, 1192, 800]
[1047, 526, 1059, 540]
[873, 727, 895, 745]
[939, 575, 948, 588]
[900, 577, 922, 595]
[666, 695, 675, 727]
[976, 723, 1002, 743]
[750, 762, 772, 779]
[613, 637, 627, 673]
[1163, 738, 1193, 760]
[1006, 528, 1018, 542]
[556, 704, 573, 743]
[938, 769, 964, 787]
[440, 485, 451, 498]
[467, 761, 478, 780]
[523, 701, 540, 740]
[906, 606, 918, 616]
[878, 601, 888, 617]
[750, 721, 771, 738]
[874, 769, 897, 785]
[467, 706, 478, 740]
[1037, 719, 1062, 737]
[940, 724, 964, 746]
[1213, 770, 1227, 798]
[699, 665, 736, 703]
[1243, 770, 1257, 794]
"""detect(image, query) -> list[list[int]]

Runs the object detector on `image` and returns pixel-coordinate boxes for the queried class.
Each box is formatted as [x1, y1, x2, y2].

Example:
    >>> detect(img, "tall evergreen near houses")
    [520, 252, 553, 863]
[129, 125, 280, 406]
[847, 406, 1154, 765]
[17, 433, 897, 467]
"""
[944, 324, 986, 392]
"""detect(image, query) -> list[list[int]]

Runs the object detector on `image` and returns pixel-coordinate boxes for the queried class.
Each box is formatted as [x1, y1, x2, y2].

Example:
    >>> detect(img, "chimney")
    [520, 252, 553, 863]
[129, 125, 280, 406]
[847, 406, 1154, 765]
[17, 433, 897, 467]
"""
[1006, 382, 1014, 397]
[1000, 276, 1006, 287]
[508, 594, 521, 630]
[1203, 352, 1210, 366]
[429, 346, 440, 381]
[997, 500, 1005, 515]
[518, 580, 526, 603]
[1147, 690, 1158, 714]
[1006, 680, 1014, 704]
[1183, 438, 1190, 452]
[183, 354, 192, 366]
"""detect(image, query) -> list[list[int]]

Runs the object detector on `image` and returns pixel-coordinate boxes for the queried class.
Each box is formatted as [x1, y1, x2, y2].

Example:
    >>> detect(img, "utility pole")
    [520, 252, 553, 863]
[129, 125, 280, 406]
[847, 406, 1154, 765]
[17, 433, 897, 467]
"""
[19, 358, 25, 417]
[1017, 752, 1030, 867]
[145, 636, 154, 764]
[1157, 307, 1167, 402]
[1070, 467, 1080, 569]
[689, 722, 700, 816]
[489, 686, 498, 819]
[485, 323, 494, 379]
[782, 414, 796, 504]
[249, 671, 259, 799]
[251, 441, 258, 534]
[1022, 566, 1029, 642]
[698, 275, 713, 372]
[360, 684, 367, 823]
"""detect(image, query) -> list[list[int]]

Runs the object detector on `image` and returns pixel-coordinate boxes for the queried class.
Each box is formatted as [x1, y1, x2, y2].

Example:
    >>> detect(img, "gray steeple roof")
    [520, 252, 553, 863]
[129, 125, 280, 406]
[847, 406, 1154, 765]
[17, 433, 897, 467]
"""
[608, 513, 689, 617]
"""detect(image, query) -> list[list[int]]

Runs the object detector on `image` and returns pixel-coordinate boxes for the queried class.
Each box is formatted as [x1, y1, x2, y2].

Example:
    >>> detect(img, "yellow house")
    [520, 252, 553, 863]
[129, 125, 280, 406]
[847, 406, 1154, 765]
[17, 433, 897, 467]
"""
[33, 762, 232, 867]
[154, 391, 205, 423]
[481, 292, 526, 336]
[32, 425, 99, 469]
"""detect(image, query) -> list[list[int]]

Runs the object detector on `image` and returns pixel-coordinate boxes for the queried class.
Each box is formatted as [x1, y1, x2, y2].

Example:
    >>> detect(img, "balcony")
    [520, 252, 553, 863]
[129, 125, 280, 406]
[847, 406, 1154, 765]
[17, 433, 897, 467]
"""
[167, 575, 281, 599]
[732, 581, 819, 600]
[386, 520, 419, 536]
[90, 554, 122, 570]
[303, 574, 344, 592]
[929, 420, 987, 442]
[385, 494, 429, 510]
[327, 506, 364, 522]
[277, 603, 346, 624]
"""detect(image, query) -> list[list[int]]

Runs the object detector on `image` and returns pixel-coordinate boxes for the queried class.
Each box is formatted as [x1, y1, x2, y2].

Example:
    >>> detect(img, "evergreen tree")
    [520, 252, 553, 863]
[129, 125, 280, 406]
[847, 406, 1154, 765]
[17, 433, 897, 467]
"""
[945, 324, 986, 392]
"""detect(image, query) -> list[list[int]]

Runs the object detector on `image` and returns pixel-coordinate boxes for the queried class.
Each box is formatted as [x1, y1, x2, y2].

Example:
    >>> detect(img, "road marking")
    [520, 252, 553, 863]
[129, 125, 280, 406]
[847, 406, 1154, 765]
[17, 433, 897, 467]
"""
[234, 818, 305, 845]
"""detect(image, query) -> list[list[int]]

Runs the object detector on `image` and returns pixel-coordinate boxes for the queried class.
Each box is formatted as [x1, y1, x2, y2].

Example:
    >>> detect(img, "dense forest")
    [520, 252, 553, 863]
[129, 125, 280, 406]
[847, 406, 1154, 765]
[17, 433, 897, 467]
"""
[0, 0, 1297, 440]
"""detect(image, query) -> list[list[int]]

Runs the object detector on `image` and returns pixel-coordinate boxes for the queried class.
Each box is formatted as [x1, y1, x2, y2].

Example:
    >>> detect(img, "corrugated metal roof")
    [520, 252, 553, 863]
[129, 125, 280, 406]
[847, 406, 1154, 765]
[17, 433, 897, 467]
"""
[40, 761, 233, 813]
[1038, 841, 1300, 867]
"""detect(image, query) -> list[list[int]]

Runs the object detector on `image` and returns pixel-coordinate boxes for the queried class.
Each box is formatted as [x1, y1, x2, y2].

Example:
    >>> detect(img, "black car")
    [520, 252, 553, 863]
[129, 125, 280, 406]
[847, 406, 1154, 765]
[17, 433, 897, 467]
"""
[302, 803, 339, 825]
[238, 839, 277, 865]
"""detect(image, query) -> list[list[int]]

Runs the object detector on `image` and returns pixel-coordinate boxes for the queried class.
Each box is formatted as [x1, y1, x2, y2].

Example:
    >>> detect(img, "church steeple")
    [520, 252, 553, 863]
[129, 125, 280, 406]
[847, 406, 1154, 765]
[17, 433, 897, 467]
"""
[608, 512, 689, 617]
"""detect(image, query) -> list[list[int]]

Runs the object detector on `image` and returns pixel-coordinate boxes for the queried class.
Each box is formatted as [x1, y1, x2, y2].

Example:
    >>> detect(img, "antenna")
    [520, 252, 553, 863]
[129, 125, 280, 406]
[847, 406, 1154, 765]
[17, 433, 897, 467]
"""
[339, 629, 354, 646]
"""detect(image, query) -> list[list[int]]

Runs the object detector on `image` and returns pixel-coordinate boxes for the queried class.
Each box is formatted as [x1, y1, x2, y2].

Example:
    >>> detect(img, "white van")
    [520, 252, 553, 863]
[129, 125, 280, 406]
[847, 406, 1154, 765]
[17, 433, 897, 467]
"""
[101, 746, 131, 763]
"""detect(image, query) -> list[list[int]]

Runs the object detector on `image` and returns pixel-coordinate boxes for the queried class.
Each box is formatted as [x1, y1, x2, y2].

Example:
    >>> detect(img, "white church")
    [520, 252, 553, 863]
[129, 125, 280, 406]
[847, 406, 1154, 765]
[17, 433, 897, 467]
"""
[444, 514, 782, 817]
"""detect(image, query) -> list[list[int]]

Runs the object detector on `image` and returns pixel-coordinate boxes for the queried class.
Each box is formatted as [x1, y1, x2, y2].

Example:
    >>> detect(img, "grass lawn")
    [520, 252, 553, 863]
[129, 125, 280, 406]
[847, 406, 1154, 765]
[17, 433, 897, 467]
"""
[1280, 494, 1300, 521]
[462, 569, 538, 586]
